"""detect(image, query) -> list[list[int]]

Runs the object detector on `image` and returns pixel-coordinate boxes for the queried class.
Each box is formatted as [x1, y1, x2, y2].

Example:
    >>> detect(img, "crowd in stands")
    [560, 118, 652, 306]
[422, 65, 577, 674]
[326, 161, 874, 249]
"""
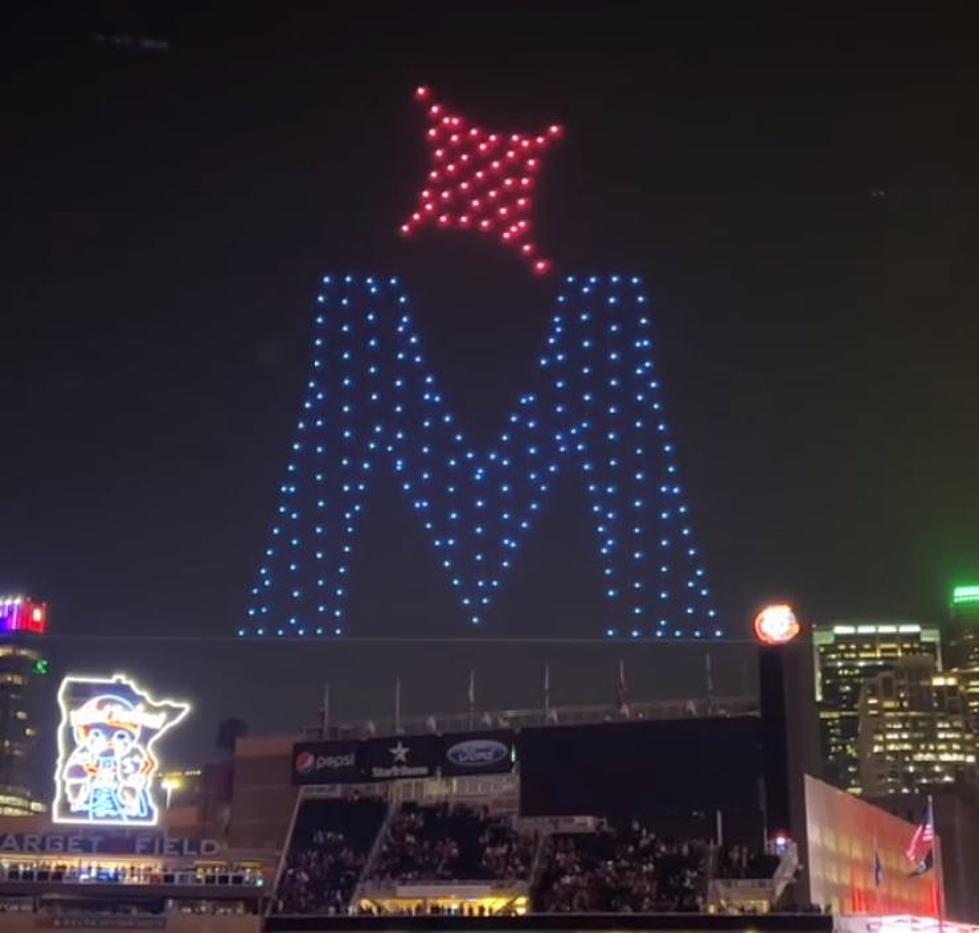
[273, 794, 787, 917]
[534, 821, 707, 913]
[274, 796, 387, 915]
[715, 843, 781, 880]
[371, 802, 535, 883]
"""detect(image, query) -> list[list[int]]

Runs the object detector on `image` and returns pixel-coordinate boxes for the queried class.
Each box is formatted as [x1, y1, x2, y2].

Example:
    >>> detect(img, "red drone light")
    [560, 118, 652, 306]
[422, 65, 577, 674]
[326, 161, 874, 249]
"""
[402, 86, 563, 275]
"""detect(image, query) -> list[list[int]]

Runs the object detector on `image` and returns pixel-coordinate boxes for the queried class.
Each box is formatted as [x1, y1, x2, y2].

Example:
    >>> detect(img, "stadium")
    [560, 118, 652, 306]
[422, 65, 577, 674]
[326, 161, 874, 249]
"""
[2, 61, 976, 933]
[0, 631, 967, 933]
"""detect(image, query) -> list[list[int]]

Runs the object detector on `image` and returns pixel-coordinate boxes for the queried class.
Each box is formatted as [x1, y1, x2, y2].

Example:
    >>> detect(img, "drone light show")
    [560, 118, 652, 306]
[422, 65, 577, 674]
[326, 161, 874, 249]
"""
[400, 86, 562, 275]
[243, 89, 722, 640]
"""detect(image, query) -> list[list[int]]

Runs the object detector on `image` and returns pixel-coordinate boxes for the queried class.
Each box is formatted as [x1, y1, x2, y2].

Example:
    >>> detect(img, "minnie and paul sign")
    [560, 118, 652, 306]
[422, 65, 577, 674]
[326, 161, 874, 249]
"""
[292, 731, 514, 785]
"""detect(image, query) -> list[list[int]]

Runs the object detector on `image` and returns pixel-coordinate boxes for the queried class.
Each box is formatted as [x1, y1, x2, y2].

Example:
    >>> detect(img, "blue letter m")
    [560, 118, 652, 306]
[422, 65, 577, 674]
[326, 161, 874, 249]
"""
[242, 273, 721, 639]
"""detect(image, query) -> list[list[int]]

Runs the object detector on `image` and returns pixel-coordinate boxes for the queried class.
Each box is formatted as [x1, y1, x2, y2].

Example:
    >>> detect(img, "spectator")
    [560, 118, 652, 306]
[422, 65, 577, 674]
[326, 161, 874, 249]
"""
[371, 802, 535, 883]
[274, 797, 387, 915]
[534, 820, 707, 913]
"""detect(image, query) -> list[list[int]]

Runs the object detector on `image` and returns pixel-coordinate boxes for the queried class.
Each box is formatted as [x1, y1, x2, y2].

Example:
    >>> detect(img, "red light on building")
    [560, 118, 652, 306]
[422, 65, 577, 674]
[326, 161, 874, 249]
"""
[754, 604, 800, 646]
[0, 596, 47, 635]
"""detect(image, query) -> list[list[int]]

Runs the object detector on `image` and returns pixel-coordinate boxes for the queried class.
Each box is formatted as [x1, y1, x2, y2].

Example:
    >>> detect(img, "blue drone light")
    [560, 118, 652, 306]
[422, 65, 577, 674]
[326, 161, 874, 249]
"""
[243, 274, 722, 639]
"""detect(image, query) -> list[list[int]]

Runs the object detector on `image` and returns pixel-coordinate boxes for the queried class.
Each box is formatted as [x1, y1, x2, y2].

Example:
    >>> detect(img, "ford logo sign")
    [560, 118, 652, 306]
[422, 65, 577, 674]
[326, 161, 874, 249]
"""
[446, 739, 509, 767]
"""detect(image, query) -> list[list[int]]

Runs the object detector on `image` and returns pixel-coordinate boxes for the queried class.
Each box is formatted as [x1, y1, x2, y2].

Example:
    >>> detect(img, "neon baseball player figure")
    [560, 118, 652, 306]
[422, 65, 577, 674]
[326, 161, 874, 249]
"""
[54, 674, 190, 826]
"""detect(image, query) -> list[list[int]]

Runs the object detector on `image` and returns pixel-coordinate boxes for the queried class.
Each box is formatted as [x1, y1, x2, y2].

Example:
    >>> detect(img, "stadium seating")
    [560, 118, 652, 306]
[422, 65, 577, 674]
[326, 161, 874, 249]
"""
[370, 802, 535, 883]
[274, 796, 781, 916]
[533, 821, 708, 913]
[274, 796, 387, 915]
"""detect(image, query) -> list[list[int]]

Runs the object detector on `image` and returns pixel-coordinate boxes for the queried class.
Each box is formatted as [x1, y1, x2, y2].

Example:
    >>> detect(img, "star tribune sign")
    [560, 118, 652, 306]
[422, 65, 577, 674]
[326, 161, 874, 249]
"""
[53, 674, 190, 827]
[367, 738, 432, 780]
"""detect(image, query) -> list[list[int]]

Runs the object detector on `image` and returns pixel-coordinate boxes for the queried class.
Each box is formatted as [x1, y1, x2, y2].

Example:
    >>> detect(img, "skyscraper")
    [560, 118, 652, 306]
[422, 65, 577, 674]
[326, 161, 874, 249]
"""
[857, 656, 977, 796]
[812, 621, 942, 794]
[945, 585, 979, 738]
[0, 596, 50, 815]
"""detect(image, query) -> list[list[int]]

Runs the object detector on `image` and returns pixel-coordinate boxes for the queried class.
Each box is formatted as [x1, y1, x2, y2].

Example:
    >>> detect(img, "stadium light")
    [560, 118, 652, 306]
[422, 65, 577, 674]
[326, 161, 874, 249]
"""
[754, 604, 801, 646]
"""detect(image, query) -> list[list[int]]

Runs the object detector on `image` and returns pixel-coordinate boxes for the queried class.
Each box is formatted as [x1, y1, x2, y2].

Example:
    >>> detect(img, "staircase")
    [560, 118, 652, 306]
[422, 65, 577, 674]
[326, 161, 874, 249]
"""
[707, 842, 799, 913]
[351, 800, 399, 905]
[527, 830, 551, 905]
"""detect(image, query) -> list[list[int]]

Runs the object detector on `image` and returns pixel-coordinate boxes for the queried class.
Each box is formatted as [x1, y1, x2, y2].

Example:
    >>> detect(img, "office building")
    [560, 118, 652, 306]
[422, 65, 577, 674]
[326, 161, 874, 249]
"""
[857, 656, 977, 796]
[0, 596, 50, 815]
[813, 621, 941, 794]
[945, 585, 979, 739]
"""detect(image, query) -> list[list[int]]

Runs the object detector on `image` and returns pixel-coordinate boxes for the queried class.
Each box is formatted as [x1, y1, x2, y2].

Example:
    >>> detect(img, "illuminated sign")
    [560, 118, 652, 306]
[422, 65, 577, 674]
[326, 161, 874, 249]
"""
[0, 596, 47, 634]
[952, 585, 979, 606]
[754, 604, 801, 646]
[0, 833, 220, 856]
[53, 674, 190, 827]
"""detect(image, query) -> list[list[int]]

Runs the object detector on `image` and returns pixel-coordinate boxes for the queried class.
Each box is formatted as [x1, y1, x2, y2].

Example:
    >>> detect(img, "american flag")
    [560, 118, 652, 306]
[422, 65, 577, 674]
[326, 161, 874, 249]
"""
[905, 798, 935, 872]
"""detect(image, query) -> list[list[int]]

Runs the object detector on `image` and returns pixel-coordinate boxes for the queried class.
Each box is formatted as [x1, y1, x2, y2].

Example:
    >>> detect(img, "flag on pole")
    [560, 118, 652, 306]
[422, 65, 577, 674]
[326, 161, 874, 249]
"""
[906, 798, 935, 876]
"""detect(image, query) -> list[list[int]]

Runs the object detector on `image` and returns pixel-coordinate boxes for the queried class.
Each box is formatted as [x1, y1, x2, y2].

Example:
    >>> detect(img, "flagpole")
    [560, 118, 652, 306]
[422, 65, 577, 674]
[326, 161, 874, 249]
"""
[872, 833, 880, 920]
[394, 676, 402, 733]
[932, 795, 946, 931]
[321, 682, 331, 739]
[467, 669, 475, 730]
[617, 659, 630, 717]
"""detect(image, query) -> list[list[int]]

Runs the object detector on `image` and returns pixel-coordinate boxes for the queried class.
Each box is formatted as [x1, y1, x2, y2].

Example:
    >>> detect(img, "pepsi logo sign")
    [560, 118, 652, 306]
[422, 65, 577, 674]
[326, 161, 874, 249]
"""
[446, 739, 509, 768]
[295, 750, 356, 775]
[295, 751, 315, 774]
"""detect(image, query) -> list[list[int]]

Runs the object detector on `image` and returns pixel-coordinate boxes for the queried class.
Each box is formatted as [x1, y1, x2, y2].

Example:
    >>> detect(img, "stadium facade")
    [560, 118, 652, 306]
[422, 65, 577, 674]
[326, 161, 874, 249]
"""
[0, 627, 974, 931]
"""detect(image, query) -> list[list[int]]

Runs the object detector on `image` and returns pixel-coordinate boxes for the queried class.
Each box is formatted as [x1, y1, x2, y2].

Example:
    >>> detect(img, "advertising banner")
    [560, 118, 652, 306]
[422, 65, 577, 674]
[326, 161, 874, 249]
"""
[291, 740, 362, 785]
[440, 730, 515, 776]
[361, 734, 440, 781]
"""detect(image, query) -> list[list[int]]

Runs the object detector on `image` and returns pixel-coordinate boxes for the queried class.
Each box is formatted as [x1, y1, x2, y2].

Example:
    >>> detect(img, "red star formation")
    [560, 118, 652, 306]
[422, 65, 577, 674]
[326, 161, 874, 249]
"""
[400, 86, 563, 275]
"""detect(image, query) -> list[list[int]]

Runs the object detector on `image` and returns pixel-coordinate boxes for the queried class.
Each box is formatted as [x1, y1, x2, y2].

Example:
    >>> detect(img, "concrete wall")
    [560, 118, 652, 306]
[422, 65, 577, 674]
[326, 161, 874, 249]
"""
[4, 915, 260, 932]
[227, 734, 299, 852]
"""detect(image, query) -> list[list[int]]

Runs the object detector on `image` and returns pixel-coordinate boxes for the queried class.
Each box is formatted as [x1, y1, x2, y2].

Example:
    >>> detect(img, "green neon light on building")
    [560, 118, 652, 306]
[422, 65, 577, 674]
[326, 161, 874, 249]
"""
[952, 585, 979, 606]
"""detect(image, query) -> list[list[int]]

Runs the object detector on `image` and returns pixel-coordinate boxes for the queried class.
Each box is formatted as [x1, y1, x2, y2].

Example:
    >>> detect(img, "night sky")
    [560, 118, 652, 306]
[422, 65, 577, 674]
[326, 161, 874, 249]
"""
[3, 4, 978, 763]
